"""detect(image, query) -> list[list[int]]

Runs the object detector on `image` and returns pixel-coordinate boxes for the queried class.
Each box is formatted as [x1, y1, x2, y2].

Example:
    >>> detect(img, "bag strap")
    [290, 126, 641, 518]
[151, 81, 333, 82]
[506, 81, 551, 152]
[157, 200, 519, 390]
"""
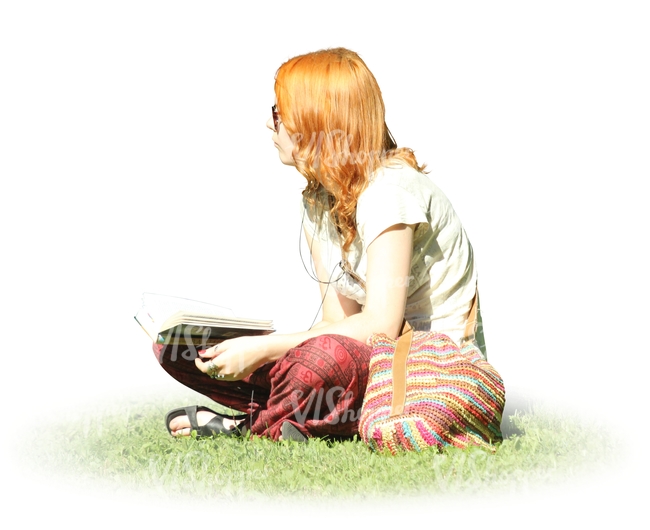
[390, 321, 412, 417]
[461, 289, 479, 345]
[389, 288, 479, 417]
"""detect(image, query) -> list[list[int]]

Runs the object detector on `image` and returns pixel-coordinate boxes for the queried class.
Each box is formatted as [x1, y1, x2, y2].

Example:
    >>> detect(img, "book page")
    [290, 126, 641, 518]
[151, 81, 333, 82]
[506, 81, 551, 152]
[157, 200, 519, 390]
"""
[160, 310, 274, 332]
[136, 293, 235, 327]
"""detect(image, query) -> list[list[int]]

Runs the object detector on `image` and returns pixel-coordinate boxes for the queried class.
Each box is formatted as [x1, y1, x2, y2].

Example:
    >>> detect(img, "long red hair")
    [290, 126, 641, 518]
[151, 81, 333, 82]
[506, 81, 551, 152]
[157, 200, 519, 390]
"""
[275, 48, 426, 251]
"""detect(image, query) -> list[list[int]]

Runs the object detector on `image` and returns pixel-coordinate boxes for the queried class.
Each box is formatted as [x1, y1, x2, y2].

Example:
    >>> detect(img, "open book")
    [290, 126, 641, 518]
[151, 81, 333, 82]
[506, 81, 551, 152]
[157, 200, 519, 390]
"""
[134, 292, 275, 348]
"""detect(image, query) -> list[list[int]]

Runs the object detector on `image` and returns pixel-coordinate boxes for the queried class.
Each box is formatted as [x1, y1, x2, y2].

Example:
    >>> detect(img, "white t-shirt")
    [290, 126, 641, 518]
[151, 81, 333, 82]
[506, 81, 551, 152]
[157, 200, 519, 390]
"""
[301, 163, 479, 348]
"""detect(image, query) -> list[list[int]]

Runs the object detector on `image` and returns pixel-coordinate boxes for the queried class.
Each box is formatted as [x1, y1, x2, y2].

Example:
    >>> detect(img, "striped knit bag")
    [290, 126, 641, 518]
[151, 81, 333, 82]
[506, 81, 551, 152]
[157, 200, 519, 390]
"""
[359, 322, 505, 454]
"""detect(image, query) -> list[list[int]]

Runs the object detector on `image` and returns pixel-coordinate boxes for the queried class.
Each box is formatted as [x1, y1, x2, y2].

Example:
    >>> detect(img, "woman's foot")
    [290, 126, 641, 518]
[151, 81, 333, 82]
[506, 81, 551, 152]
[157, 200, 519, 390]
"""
[169, 411, 243, 436]
[165, 405, 247, 438]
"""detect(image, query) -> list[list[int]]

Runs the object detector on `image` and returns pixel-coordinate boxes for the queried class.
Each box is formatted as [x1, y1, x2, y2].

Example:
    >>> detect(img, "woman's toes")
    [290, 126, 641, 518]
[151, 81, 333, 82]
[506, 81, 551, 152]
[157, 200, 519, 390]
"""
[169, 415, 190, 433]
[171, 427, 190, 437]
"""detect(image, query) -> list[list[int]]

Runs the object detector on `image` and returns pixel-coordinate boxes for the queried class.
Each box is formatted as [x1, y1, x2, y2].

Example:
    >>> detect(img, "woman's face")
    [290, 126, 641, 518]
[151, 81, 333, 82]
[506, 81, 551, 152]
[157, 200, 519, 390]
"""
[267, 104, 296, 166]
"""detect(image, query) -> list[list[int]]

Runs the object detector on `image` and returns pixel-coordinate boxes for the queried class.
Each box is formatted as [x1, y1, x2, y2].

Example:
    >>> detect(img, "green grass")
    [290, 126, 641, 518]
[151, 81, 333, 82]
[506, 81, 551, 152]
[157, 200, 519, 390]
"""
[22, 390, 618, 501]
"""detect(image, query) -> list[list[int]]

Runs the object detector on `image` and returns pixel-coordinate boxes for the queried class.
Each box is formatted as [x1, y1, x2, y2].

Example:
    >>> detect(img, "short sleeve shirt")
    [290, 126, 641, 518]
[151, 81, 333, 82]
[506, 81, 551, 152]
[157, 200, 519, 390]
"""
[301, 163, 478, 346]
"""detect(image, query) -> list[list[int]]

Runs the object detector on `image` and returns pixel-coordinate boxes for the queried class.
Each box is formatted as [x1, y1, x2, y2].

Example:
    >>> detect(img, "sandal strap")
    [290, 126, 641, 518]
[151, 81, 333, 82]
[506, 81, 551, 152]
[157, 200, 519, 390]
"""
[200, 414, 228, 436]
[184, 405, 200, 432]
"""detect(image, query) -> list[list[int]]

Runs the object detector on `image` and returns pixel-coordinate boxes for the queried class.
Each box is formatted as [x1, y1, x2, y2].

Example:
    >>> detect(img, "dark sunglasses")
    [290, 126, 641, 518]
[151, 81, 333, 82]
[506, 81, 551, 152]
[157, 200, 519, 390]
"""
[272, 104, 280, 132]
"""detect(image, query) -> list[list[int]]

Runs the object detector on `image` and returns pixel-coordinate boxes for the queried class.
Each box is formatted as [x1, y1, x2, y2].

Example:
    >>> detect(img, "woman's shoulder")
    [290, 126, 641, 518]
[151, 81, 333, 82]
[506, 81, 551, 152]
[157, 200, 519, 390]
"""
[354, 164, 433, 245]
[358, 162, 459, 236]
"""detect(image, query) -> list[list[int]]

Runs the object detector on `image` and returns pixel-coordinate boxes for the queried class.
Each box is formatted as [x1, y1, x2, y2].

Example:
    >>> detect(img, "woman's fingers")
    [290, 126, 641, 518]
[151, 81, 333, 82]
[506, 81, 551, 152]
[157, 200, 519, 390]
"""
[195, 356, 231, 380]
[194, 336, 266, 382]
[195, 357, 210, 373]
[195, 356, 221, 374]
[198, 344, 221, 359]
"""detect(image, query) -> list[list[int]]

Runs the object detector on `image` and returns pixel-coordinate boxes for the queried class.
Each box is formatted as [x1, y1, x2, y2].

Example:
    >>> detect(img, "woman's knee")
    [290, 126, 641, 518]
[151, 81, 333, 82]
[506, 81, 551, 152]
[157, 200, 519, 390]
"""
[270, 334, 370, 391]
[289, 334, 368, 367]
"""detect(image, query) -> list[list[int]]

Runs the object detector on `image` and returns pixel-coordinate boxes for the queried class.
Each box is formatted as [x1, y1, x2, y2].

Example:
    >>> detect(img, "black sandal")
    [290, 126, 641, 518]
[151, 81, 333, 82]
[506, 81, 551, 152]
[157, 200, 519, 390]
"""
[165, 405, 247, 438]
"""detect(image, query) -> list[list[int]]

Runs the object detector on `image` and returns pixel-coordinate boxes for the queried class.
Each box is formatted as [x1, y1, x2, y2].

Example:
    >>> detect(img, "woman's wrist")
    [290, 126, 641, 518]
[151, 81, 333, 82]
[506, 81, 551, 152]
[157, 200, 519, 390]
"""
[263, 333, 294, 363]
[263, 329, 321, 363]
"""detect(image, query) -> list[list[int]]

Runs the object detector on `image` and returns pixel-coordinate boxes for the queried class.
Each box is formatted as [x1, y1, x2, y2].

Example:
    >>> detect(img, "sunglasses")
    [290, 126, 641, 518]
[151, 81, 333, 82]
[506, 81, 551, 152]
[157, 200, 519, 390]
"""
[272, 104, 280, 132]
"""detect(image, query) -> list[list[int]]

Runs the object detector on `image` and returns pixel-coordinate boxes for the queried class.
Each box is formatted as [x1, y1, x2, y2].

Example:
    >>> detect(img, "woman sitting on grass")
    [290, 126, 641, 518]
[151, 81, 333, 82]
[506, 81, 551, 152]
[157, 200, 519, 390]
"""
[159, 47, 483, 442]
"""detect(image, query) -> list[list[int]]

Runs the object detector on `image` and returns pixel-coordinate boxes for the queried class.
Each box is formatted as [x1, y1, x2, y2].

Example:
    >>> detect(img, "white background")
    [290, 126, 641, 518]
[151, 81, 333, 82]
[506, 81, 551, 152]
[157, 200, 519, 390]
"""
[1, 1, 648, 526]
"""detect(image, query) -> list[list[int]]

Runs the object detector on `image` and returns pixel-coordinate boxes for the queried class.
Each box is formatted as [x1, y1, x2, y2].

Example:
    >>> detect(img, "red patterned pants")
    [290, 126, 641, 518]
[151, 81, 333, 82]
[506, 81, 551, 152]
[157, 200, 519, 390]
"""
[153, 334, 372, 441]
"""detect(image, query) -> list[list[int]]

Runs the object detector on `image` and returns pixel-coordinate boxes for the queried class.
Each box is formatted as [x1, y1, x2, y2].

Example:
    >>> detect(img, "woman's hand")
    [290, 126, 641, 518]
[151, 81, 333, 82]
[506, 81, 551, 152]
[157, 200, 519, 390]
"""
[194, 335, 273, 381]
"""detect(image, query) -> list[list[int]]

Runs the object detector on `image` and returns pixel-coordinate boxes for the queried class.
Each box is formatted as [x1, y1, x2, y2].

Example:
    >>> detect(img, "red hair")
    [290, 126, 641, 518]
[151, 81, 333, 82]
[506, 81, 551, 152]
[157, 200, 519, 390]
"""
[275, 48, 426, 251]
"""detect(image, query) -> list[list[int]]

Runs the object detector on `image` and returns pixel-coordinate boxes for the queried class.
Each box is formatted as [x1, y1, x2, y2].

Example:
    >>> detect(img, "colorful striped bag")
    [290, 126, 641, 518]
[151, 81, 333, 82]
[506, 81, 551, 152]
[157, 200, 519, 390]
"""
[359, 297, 505, 454]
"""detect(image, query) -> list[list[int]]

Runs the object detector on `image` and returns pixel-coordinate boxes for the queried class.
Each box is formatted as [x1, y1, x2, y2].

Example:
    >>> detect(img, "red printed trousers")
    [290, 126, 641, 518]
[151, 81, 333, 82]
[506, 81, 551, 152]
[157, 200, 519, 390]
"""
[153, 334, 372, 440]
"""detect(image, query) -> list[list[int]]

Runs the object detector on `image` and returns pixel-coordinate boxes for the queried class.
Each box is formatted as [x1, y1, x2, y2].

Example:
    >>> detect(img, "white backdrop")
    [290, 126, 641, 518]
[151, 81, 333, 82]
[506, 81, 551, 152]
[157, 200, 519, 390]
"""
[1, 1, 648, 526]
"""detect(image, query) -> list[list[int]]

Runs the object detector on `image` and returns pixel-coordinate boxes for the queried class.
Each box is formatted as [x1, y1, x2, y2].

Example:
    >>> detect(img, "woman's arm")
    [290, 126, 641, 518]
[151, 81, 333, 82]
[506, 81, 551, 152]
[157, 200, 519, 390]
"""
[305, 222, 365, 327]
[195, 223, 414, 380]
